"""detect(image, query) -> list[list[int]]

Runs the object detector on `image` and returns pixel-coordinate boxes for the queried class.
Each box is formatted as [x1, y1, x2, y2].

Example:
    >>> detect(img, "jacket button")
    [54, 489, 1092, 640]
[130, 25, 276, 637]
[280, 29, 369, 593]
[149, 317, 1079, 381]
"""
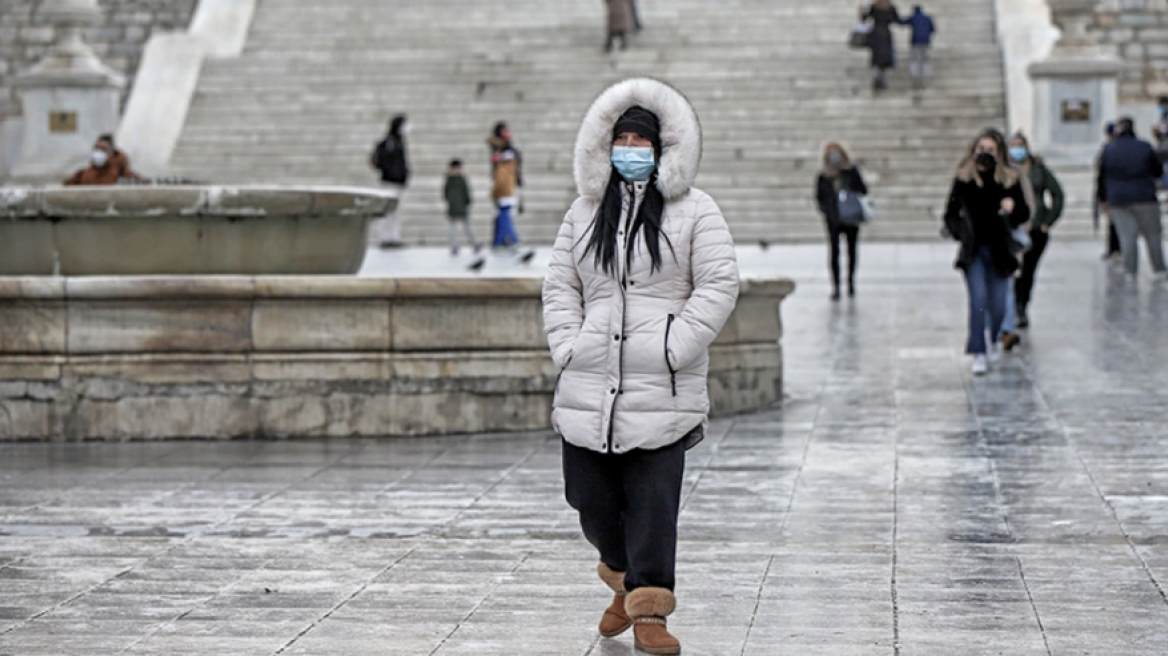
[610, 388, 616, 394]
[614, 335, 621, 341]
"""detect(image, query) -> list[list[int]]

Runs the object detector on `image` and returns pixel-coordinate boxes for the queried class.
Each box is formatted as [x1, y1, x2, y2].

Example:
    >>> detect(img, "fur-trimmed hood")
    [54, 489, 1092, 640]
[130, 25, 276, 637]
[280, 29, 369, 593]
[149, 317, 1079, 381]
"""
[574, 78, 702, 202]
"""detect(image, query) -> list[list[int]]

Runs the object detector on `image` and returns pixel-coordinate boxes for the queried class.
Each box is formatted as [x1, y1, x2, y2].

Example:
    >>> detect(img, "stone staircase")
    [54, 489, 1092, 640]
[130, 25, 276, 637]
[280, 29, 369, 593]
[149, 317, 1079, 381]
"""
[167, 0, 1063, 244]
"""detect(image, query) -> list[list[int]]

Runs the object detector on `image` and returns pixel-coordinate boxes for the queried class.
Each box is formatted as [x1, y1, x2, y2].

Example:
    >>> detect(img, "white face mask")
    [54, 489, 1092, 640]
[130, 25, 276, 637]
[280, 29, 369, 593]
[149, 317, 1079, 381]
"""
[91, 149, 109, 168]
[400, 123, 411, 135]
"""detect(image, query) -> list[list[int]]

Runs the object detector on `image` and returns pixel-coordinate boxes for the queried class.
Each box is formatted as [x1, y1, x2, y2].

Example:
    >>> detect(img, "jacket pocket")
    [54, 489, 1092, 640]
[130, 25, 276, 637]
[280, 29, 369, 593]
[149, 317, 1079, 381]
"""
[664, 314, 677, 397]
[554, 356, 572, 396]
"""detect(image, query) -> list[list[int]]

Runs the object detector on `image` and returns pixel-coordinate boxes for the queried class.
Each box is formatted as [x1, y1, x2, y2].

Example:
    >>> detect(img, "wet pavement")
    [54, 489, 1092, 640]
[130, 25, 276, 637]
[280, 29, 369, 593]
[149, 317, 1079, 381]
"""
[3, 241, 1168, 655]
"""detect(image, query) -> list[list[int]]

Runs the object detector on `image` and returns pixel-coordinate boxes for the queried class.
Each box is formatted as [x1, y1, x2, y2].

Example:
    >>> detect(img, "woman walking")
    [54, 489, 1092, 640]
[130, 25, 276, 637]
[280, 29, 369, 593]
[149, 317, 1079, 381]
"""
[861, 0, 902, 90]
[543, 78, 739, 655]
[815, 142, 869, 299]
[487, 123, 523, 251]
[369, 115, 410, 248]
[943, 129, 1031, 375]
[1007, 133, 1064, 328]
[605, 0, 634, 52]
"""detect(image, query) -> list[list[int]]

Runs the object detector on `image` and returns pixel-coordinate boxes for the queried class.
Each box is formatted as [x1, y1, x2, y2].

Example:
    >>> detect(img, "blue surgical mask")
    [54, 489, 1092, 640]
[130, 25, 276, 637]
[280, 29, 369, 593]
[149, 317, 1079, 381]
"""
[1008, 146, 1028, 163]
[611, 146, 656, 182]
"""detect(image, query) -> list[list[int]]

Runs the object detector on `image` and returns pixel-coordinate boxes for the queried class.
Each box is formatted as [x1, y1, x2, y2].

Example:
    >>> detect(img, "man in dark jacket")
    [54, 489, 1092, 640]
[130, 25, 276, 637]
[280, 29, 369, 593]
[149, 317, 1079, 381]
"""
[902, 6, 936, 89]
[1098, 118, 1167, 279]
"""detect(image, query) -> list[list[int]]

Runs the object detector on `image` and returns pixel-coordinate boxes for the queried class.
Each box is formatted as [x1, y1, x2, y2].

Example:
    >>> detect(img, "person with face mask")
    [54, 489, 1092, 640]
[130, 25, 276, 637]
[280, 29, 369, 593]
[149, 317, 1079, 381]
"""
[1006, 133, 1063, 329]
[816, 142, 869, 300]
[943, 129, 1031, 375]
[543, 78, 739, 655]
[64, 134, 140, 186]
[369, 114, 410, 249]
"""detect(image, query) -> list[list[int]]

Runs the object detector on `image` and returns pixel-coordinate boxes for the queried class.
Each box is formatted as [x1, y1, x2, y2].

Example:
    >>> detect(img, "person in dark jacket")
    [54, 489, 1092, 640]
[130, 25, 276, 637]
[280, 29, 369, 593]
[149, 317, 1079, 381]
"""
[901, 5, 936, 89]
[443, 159, 480, 256]
[1007, 133, 1064, 328]
[816, 142, 869, 299]
[861, 0, 902, 90]
[1097, 118, 1167, 279]
[370, 114, 410, 248]
[944, 129, 1031, 375]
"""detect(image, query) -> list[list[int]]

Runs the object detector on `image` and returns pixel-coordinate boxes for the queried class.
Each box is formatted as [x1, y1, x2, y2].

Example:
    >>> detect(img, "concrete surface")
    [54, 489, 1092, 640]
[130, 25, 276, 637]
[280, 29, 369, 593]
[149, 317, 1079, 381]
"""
[2, 240, 1167, 654]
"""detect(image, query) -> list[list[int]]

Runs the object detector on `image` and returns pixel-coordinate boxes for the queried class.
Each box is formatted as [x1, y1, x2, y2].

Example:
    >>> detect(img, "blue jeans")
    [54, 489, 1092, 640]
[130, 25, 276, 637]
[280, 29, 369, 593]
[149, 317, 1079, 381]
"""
[1000, 283, 1017, 333]
[964, 247, 1010, 354]
[493, 203, 520, 248]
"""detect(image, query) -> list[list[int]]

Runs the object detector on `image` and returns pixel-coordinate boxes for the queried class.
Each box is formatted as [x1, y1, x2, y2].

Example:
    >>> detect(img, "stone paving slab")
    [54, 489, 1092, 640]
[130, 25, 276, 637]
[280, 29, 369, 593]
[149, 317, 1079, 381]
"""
[2, 243, 1168, 654]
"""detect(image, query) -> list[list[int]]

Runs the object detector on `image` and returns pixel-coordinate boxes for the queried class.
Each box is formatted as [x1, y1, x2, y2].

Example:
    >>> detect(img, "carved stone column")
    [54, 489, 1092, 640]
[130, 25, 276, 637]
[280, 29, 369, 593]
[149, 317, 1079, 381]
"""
[1028, 0, 1122, 164]
[10, 0, 126, 184]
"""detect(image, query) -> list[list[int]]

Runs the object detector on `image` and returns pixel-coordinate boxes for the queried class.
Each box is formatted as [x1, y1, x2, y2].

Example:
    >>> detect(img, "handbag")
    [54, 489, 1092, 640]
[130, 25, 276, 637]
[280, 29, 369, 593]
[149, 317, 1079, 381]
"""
[1009, 225, 1032, 254]
[837, 190, 865, 226]
[849, 22, 873, 49]
[859, 195, 877, 223]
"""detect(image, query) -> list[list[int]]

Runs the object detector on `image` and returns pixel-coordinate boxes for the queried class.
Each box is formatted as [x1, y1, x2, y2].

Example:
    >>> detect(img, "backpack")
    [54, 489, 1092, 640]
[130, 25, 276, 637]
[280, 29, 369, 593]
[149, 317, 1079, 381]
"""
[373, 137, 409, 184]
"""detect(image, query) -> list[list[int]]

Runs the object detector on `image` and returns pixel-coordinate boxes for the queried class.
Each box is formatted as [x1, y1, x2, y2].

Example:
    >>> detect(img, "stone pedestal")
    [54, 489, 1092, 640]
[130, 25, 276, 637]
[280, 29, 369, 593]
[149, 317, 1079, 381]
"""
[10, 0, 125, 184]
[1027, 0, 1123, 165]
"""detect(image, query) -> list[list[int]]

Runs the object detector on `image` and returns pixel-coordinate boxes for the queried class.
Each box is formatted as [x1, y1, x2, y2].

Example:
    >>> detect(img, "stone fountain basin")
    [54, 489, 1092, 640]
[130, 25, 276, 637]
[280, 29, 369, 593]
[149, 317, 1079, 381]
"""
[0, 186, 396, 276]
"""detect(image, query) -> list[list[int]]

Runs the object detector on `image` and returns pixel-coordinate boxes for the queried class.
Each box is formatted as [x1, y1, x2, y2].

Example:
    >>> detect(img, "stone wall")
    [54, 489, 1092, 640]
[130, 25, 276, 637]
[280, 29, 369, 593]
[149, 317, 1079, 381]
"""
[0, 0, 198, 121]
[1093, 2, 1168, 103]
[0, 276, 795, 441]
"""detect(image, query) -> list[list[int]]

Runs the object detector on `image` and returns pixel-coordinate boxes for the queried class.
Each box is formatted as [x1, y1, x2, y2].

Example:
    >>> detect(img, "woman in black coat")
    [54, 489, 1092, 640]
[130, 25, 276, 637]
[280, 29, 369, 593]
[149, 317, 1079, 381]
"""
[943, 129, 1031, 376]
[816, 142, 868, 300]
[861, 0, 901, 90]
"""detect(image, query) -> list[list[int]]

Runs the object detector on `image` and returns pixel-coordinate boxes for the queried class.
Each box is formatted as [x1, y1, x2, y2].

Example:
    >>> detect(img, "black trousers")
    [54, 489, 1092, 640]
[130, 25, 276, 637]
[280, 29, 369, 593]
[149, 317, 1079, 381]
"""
[1015, 227, 1050, 314]
[562, 438, 686, 592]
[827, 222, 860, 288]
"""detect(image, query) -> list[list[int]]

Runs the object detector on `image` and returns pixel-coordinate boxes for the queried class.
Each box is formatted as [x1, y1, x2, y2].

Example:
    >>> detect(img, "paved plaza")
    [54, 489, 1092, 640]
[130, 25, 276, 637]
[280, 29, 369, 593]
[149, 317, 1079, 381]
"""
[2, 242, 1168, 654]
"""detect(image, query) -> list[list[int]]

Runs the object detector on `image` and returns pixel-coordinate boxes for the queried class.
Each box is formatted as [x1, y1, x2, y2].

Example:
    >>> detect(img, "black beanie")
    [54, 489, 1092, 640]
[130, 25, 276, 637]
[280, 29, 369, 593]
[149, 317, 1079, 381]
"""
[613, 106, 661, 152]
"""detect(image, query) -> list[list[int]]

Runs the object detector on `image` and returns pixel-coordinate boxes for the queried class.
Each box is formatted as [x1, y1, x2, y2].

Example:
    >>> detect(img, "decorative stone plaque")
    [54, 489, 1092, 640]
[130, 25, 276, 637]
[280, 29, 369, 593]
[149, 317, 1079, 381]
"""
[1060, 100, 1091, 123]
[49, 111, 78, 133]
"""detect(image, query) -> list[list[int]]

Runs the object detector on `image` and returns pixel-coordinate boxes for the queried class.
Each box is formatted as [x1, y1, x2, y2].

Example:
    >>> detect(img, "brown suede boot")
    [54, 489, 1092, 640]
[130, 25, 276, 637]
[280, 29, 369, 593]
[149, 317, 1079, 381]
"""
[626, 587, 680, 655]
[597, 563, 632, 637]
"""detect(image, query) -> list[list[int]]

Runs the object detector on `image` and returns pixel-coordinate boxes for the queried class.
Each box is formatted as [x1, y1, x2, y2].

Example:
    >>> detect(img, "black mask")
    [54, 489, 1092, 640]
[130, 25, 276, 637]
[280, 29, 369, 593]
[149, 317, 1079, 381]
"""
[975, 152, 997, 171]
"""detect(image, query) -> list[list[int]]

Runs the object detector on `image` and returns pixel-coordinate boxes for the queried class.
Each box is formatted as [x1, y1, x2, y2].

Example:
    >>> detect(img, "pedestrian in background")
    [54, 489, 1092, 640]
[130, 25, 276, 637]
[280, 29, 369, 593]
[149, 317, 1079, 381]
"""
[1098, 117, 1168, 280]
[605, 0, 634, 52]
[816, 142, 869, 300]
[944, 129, 1031, 375]
[1151, 96, 1168, 186]
[64, 134, 142, 186]
[1008, 133, 1064, 329]
[488, 123, 523, 251]
[1095, 122, 1121, 262]
[443, 159, 480, 255]
[544, 78, 739, 656]
[860, 0, 902, 91]
[370, 115, 410, 249]
[902, 5, 936, 90]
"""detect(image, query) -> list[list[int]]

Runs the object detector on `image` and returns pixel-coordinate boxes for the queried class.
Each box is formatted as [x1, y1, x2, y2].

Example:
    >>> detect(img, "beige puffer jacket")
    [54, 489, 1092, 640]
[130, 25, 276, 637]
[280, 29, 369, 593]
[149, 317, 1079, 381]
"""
[542, 78, 740, 454]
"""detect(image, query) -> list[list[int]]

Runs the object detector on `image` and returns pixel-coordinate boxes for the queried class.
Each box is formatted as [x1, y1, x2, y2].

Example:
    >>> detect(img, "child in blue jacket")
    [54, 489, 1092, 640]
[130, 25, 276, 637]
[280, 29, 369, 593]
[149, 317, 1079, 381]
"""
[902, 6, 936, 89]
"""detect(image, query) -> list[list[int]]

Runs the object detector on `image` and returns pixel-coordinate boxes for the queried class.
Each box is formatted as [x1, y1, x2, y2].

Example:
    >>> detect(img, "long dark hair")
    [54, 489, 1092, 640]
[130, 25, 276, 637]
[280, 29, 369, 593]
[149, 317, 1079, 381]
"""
[582, 168, 673, 276]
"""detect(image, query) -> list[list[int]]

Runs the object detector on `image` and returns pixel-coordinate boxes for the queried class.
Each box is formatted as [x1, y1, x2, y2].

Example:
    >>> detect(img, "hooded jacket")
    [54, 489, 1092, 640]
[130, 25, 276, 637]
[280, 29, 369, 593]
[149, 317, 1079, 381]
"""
[542, 78, 740, 455]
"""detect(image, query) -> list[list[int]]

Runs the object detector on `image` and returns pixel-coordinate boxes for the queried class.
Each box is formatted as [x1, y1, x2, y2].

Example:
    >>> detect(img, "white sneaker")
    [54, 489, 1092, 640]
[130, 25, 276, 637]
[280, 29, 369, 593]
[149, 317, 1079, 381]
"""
[971, 354, 988, 376]
[988, 343, 1002, 364]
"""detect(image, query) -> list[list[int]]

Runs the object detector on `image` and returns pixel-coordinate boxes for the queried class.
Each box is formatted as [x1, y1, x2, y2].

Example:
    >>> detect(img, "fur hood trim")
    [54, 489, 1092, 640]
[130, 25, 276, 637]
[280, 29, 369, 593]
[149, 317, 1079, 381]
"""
[574, 78, 702, 202]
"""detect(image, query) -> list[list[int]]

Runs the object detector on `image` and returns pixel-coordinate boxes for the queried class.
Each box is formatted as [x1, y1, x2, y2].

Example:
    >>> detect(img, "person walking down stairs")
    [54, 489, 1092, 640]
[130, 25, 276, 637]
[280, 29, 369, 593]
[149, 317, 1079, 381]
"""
[543, 78, 739, 656]
[943, 129, 1031, 376]
[370, 115, 411, 249]
[605, 0, 635, 52]
[815, 143, 869, 300]
[901, 5, 936, 90]
[860, 0, 902, 91]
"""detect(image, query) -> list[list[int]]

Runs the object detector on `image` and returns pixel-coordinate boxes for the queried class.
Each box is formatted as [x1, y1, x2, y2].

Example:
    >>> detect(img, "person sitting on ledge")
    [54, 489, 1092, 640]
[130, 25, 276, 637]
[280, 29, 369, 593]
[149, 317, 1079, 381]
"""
[64, 134, 142, 186]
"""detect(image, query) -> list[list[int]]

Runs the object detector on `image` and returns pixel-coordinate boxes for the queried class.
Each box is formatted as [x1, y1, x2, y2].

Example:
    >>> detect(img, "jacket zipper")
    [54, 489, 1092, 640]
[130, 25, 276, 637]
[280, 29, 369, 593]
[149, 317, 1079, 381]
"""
[607, 184, 636, 452]
[665, 313, 677, 397]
